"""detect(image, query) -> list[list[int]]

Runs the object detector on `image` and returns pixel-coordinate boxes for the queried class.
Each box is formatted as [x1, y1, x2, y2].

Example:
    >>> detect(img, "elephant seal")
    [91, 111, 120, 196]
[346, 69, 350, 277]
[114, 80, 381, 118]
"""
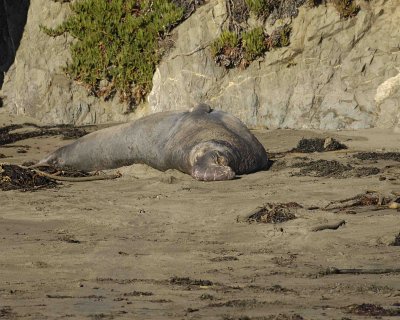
[39, 104, 268, 181]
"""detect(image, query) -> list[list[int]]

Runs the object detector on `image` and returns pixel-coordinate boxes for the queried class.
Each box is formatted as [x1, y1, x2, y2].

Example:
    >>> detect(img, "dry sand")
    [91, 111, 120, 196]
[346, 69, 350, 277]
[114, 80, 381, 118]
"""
[1, 109, 400, 319]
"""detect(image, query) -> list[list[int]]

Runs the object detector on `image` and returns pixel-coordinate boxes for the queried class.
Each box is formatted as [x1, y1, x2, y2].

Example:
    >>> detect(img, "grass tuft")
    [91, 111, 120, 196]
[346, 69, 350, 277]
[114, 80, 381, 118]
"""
[242, 27, 267, 60]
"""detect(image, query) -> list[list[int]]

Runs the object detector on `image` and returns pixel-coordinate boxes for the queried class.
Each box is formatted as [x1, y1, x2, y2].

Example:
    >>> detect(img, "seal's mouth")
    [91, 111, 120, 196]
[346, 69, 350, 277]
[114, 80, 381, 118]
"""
[191, 164, 235, 181]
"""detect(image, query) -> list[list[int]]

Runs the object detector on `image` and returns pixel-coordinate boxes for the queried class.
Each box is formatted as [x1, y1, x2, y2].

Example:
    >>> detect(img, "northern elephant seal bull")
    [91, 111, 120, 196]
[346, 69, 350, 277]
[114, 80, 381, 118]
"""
[39, 104, 268, 181]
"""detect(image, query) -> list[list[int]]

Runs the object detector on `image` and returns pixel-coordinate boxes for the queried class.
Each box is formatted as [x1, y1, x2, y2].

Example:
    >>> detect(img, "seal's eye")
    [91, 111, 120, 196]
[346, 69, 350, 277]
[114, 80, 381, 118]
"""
[216, 154, 228, 166]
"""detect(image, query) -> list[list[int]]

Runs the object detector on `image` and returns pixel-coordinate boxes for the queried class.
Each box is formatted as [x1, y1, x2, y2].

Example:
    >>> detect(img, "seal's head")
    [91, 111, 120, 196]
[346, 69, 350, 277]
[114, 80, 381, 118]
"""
[189, 140, 237, 181]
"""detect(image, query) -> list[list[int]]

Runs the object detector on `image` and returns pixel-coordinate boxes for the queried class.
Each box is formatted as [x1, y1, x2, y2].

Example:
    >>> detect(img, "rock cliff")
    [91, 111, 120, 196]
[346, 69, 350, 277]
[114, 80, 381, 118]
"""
[150, 0, 400, 130]
[0, 0, 146, 125]
[1, 0, 399, 130]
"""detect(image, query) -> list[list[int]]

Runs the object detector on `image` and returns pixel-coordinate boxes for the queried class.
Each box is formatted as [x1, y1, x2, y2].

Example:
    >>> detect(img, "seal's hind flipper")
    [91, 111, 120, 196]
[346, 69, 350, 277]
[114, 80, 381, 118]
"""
[191, 164, 235, 181]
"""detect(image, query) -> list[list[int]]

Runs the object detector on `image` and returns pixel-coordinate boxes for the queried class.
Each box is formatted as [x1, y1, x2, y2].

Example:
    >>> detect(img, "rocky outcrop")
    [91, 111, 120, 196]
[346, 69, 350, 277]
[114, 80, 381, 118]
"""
[1, 0, 399, 130]
[0, 0, 29, 88]
[0, 0, 147, 125]
[149, 0, 400, 130]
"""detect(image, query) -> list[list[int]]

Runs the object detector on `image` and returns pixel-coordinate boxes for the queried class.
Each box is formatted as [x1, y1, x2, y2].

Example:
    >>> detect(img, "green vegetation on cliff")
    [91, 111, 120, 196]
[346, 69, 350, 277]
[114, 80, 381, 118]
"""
[42, 0, 184, 104]
[42, 0, 362, 104]
[211, 0, 361, 69]
[210, 31, 239, 57]
[245, 0, 273, 17]
[242, 27, 267, 60]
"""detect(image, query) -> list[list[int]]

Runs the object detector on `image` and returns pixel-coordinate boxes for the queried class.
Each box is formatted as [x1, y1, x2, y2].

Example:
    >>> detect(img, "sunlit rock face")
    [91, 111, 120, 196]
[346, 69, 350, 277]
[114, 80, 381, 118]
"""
[1, 0, 399, 130]
[149, 0, 400, 130]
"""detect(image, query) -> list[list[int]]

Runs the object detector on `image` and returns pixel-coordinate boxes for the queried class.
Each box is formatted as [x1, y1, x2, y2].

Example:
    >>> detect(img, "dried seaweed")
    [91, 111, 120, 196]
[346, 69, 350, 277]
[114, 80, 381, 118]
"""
[391, 233, 400, 246]
[246, 202, 300, 223]
[292, 159, 352, 177]
[353, 167, 380, 177]
[0, 307, 17, 319]
[169, 276, 213, 287]
[293, 137, 347, 153]
[0, 123, 87, 146]
[0, 164, 57, 191]
[123, 291, 153, 297]
[292, 160, 379, 178]
[354, 152, 400, 162]
[0, 163, 94, 191]
[210, 299, 261, 308]
[324, 192, 392, 213]
[346, 303, 400, 316]
[32, 165, 91, 178]
[223, 314, 304, 320]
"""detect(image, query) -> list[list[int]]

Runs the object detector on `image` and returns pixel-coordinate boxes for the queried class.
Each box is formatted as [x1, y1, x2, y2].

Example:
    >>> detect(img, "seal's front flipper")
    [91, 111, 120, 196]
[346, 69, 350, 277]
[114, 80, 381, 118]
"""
[191, 164, 235, 181]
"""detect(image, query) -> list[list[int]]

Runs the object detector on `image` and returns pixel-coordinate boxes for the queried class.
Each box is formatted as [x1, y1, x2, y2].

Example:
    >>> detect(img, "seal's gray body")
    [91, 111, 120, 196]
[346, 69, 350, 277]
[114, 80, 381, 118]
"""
[40, 105, 268, 181]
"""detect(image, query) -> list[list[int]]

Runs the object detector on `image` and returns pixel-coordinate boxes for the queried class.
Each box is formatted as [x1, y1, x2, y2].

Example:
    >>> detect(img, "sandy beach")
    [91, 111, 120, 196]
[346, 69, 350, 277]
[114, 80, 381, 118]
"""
[1, 109, 400, 319]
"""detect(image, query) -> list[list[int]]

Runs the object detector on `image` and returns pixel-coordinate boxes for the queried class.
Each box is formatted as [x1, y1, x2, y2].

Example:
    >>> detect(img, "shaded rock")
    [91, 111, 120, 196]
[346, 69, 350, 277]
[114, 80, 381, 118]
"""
[0, 0, 29, 88]
[0, 0, 149, 125]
